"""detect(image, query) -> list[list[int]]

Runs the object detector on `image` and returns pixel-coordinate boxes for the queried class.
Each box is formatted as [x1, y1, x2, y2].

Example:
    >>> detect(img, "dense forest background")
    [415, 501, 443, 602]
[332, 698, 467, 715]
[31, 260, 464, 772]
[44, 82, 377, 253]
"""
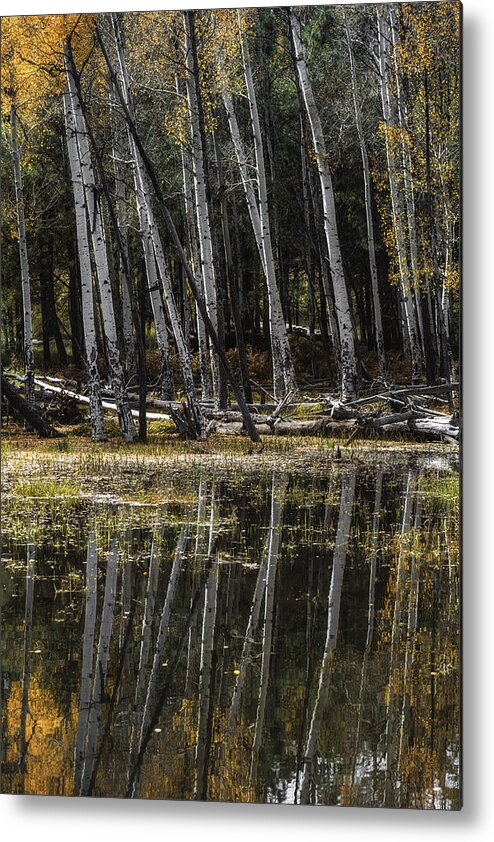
[1, 3, 460, 441]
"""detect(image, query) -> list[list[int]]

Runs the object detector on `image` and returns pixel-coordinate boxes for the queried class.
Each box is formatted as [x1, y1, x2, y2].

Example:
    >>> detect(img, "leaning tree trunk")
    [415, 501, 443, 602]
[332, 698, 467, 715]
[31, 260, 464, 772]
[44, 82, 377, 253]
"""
[112, 16, 205, 437]
[102, 18, 258, 443]
[344, 11, 386, 381]
[66, 57, 136, 442]
[1, 372, 62, 437]
[63, 92, 107, 441]
[290, 9, 357, 401]
[10, 101, 35, 407]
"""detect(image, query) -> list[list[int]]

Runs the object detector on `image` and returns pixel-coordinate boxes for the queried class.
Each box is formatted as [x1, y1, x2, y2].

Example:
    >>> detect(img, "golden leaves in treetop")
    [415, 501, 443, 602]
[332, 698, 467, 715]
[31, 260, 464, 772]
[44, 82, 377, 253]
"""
[1, 14, 96, 120]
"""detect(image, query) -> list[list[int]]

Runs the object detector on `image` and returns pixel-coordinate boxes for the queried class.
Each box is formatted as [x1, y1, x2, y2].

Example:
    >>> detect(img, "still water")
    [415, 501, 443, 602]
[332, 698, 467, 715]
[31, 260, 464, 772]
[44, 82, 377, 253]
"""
[1, 460, 460, 807]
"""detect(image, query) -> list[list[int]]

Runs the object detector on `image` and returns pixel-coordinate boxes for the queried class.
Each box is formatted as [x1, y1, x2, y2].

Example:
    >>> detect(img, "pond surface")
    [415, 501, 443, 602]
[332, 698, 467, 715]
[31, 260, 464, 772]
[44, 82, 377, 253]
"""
[1, 459, 460, 808]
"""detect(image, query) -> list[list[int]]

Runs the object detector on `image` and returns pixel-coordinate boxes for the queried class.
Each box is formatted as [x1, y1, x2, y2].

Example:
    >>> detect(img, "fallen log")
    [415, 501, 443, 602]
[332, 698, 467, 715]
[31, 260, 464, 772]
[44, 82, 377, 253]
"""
[208, 412, 459, 444]
[1, 373, 63, 438]
[33, 378, 172, 422]
[327, 382, 460, 411]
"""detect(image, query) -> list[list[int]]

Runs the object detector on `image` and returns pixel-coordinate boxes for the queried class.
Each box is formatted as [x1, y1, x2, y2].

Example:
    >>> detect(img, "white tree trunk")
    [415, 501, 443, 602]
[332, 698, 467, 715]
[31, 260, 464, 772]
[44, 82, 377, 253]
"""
[290, 10, 357, 401]
[184, 12, 222, 406]
[178, 102, 213, 401]
[66, 60, 136, 441]
[111, 17, 205, 437]
[344, 12, 386, 380]
[376, 7, 422, 382]
[10, 102, 35, 407]
[238, 19, 297, 400]
[63, 92, 106, 441]
[133, 163, 175, 400]
[388, 7, 435, 368]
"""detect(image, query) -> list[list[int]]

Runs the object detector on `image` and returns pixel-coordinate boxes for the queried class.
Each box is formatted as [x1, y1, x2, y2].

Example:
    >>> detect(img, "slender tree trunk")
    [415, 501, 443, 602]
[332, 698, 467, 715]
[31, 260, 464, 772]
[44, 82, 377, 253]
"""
[184, 11, 226, 408]
[290, 10, 357, 401]
[63, 91, 106, 441]
[177, 80, 213, 402]
[133, 168, 175, 401]
[67, 227, 84, 366]
[424, 68, 452, 384]
[344, 11, 386, 380]
[213, 129, 253, 404]
[102, 19, 258, 442]
[10, 101, 35, 406]
[66, 59, 136, 441]
[111, 90, 136, 375]
[238, 16, 297, 400]
[112, 18, 206, 434]
[389, 8, 437, 382]
[376, 7, 422, 382]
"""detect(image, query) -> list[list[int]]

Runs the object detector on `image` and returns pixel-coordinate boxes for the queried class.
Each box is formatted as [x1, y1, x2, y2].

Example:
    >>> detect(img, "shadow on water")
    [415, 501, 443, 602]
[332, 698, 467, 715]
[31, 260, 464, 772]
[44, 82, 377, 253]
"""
[1, 460, 460, 808]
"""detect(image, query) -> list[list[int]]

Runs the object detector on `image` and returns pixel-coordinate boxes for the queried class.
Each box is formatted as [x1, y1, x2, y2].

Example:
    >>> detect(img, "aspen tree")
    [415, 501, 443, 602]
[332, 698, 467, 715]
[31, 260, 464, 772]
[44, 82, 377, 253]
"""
[290, 9, 357, 401]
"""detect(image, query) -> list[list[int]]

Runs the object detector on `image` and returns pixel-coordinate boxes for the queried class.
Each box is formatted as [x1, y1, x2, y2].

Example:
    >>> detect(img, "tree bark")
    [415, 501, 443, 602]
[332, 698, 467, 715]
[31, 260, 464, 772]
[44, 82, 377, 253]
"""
[178, 107, 213, 402]
[184, 11, 227, 408]
[99, 19, 260, 443]
[10, 101, 35, 406]
[1, 372, 62, 437]
[290, 9, 357, 401]
[376, 6, 422, 382]
[112, 17, 206, 435]
[111, 88, 136, 376]
[63, 89, 107, 441]
[344, 10, 386, 381]
[238, 15, 297, 400]
[213, 128, 253, 404]
[66, 56, 136, 442]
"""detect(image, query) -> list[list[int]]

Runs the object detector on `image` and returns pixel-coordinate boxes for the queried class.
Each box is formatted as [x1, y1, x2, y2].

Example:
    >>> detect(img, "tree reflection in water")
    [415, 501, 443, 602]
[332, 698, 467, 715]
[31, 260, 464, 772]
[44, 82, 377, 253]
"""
[1, 463, 460, 808]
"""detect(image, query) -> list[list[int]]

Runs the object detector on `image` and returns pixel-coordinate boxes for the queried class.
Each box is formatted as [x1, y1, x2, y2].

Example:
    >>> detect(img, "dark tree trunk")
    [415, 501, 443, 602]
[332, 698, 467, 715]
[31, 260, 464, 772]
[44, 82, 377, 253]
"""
[67, 229, 84, 367]
[39, 231, 68, 367]
[1, 373, 62, 437]
[213, 129, 253, 405]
